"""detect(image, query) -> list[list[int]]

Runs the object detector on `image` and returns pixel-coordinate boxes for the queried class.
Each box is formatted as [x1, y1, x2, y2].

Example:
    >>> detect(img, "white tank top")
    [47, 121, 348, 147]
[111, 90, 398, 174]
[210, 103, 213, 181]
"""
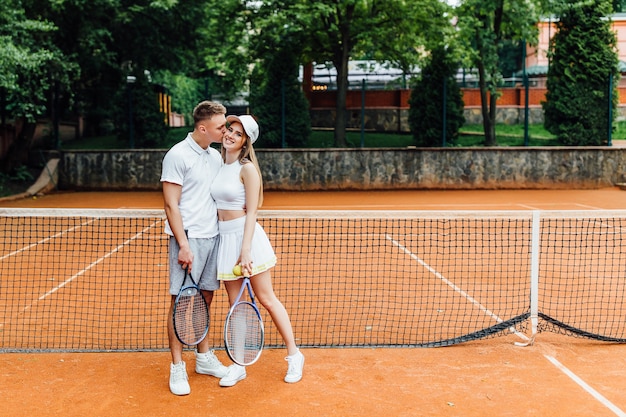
[211, 161, 246, 210]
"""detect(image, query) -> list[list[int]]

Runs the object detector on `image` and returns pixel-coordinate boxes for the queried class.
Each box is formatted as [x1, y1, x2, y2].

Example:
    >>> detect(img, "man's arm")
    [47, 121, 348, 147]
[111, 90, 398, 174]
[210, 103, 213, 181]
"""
[163, 181, 193, 271]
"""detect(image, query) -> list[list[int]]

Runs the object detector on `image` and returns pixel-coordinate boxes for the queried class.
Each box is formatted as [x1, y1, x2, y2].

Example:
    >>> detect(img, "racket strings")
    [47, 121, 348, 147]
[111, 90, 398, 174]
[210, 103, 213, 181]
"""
[226, 303, 263, 364]
[174, 293, 209, 345]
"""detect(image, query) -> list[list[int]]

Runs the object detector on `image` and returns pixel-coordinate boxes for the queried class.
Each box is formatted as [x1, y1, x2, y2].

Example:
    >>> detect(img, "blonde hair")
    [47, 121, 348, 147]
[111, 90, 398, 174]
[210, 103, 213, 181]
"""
[221, 134, 264, 208]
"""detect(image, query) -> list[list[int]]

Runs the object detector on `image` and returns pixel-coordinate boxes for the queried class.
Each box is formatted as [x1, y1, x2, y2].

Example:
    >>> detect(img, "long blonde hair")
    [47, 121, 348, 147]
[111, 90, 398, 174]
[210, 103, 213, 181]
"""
[221, 135, 264, 208]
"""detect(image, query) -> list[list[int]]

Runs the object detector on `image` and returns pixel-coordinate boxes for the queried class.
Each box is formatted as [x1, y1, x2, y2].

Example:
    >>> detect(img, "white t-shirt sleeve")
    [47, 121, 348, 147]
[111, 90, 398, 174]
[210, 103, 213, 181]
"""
[160, 145, 186, 185]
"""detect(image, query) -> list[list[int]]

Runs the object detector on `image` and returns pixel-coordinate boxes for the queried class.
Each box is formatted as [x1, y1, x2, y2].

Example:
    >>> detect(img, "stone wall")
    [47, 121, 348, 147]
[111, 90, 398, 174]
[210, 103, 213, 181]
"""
[61, 150, 166, 191]
[59, 147, 626, 191]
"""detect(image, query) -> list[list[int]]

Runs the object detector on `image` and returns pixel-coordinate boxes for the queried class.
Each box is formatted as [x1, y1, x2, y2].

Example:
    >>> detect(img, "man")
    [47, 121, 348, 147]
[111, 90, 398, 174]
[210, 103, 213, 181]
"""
[161, 101, 228, 395]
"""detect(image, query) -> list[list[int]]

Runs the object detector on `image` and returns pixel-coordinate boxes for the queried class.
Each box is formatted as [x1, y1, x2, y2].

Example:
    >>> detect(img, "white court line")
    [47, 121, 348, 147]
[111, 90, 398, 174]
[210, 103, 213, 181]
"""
[0, 218, 96, 261]
[515, 203, 605, 210]
[517, 204, 547, 210]
[387, 233, 625, 416]
[0, 219, 94, 327]
[571, 203, 609, 210]
[545, 355, 626, 417]
[13, 220, 161, 315]
[385, 234, 529, 341]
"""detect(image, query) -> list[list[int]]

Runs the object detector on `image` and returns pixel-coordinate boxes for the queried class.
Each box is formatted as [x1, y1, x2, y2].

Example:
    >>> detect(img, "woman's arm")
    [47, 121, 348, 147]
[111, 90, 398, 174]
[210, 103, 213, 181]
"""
[239, 162, 261, 275]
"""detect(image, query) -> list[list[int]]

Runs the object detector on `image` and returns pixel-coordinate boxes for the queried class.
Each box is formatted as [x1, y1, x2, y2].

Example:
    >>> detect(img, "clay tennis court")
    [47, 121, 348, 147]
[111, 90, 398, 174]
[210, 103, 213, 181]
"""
[1, 188, 626, 417]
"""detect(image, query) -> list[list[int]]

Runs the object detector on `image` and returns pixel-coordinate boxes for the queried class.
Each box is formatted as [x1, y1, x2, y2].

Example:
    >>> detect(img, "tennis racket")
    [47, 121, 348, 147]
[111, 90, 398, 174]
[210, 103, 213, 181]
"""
[172, 267, 209, 346]
[224, 270, 264, 366]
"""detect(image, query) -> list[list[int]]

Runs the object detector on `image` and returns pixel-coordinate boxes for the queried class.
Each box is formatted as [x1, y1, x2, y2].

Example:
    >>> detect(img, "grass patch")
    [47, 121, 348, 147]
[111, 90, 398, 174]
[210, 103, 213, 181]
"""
[612, 122, 626, 140]
[310, 125, 561, 147]
[458, 124, 560, 146]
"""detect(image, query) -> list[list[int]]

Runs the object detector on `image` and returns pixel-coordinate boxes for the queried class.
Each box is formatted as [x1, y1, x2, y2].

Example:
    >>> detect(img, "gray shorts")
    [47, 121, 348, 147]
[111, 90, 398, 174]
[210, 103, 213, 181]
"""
[168, 235, 220, 294]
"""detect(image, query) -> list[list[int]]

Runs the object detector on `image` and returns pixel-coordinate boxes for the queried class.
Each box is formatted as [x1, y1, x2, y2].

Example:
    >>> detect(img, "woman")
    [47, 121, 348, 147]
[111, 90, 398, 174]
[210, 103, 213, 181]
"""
[211, 114, 304, 387]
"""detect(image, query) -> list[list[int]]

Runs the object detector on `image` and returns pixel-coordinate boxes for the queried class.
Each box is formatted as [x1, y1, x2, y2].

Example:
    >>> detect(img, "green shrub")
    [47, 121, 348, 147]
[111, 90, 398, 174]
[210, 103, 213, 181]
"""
[408, 47, 465, 147]
[543, 0, 619, 146]
[249, 47, 311, 148]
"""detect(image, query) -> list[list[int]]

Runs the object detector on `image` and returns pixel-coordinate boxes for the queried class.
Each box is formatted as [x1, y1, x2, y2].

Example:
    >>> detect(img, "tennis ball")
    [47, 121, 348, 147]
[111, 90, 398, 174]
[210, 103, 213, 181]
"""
[232, 264, 243, 276]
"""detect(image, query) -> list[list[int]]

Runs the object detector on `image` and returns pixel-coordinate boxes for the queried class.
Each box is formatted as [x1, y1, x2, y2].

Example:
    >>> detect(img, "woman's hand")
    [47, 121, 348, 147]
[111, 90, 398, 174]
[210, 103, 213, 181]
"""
[239, 250, 253, 276]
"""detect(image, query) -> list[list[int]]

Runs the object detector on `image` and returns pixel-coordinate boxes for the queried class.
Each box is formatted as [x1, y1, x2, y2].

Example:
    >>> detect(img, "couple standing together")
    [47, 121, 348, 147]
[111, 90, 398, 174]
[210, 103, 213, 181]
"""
[160, 100, 304, 396]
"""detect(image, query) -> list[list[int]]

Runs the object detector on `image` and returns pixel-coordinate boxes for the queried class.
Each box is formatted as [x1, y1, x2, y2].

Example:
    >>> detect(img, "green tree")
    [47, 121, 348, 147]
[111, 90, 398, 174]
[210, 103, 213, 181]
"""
[24, 0, 121, 137]
[455, 0, 540, 146]
[246, 0, 449, 147]
[198, 0, 253, 101]
[0, 0, 77, 172]
[249, 33, 311, 148]
[613, 0, 626, 11]
[153, 71, 205, 126]
[409, 46, 465, 147]
[543, 0, 618, 145]
[21, 0, 211, 140]
[0, 0, 222, 165]
[499, 40, 523, 78]
[196, 0, 315, 147]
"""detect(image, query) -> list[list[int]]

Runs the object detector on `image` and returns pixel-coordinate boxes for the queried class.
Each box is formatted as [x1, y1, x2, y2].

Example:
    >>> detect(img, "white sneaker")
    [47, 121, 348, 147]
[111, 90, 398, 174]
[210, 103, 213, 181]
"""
[284, 349, 304, 383]
[195, 350, 228, 378]
[169, 361, 190, 395]
[219, 364, 247, 387]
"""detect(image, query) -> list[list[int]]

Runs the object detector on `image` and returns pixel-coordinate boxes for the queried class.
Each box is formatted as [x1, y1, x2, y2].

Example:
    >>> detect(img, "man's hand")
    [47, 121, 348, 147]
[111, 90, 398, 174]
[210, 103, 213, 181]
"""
[178, 244, 193, 272]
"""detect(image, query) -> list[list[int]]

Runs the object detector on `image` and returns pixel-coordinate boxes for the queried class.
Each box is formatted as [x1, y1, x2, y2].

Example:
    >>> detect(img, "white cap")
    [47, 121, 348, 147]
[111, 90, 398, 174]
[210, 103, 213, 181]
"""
[227, 114, 259, 144]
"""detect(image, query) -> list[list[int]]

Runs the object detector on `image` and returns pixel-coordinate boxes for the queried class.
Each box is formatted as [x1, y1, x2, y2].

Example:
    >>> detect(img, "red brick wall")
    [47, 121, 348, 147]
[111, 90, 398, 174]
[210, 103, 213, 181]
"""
[309, 87, 626, 109]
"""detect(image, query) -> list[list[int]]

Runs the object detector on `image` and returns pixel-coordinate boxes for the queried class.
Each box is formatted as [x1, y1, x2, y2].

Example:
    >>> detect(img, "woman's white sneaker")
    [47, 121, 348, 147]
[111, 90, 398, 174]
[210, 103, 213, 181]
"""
[284, 349, 304, 383]
[219, 364, 247, 387]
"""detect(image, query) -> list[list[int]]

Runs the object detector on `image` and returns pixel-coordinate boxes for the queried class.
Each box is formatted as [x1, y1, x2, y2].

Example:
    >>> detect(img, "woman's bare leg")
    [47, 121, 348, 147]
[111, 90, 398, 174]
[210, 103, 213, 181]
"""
[249, 270, 298, 355]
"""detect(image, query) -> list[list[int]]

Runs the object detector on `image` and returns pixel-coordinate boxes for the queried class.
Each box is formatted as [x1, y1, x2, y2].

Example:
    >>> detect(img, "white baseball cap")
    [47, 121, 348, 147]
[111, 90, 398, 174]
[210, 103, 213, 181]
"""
[227, 114, 259, 144]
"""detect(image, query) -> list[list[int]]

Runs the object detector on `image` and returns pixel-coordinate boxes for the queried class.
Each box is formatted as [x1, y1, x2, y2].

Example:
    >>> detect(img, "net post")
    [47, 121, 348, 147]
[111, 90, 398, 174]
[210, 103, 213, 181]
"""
[528, 210, 541, 344]
[517, 210, 540, 346]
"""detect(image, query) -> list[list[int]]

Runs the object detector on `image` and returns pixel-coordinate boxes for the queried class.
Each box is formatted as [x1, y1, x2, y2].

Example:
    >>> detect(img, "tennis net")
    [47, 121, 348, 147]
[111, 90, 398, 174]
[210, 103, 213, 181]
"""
[1, 208, 625, 352]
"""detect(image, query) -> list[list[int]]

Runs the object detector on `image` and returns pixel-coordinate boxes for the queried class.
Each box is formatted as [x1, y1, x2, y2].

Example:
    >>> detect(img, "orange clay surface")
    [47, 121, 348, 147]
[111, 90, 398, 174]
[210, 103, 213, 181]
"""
[1, 188, 626, 417]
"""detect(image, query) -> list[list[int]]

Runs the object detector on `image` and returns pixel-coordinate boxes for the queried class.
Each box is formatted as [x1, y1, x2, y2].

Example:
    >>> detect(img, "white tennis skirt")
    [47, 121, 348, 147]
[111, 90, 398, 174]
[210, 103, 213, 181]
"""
[217, 216, 277, 281]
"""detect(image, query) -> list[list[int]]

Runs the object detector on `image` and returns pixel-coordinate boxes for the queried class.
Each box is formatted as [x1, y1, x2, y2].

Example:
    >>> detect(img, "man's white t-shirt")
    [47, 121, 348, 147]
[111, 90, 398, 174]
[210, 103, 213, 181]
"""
[160, 133, 222, 238]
